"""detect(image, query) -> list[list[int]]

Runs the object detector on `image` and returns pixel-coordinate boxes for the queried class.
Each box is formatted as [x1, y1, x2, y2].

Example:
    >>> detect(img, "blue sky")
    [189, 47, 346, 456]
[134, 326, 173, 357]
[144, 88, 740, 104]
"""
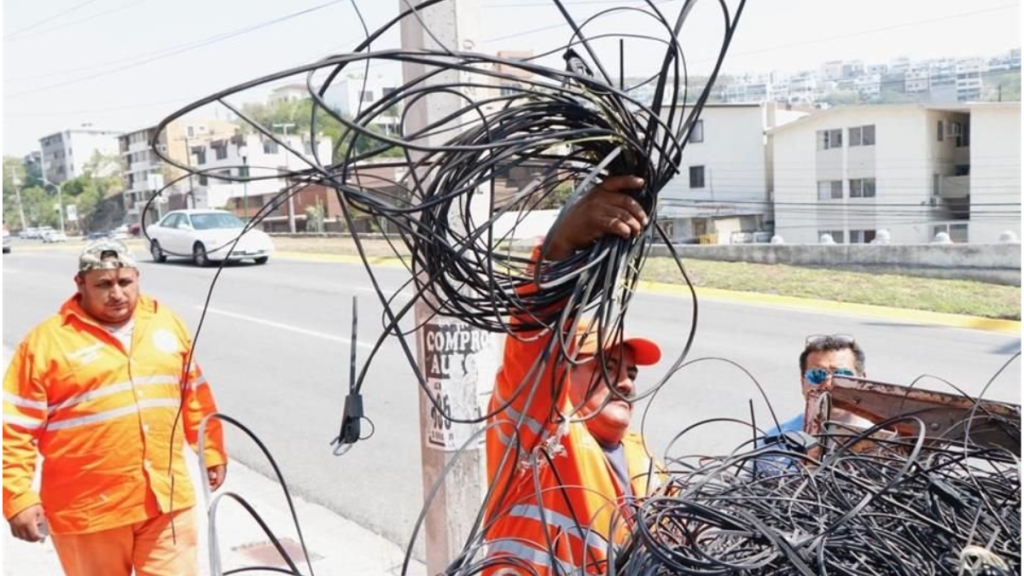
[2, 0, 1019, 155]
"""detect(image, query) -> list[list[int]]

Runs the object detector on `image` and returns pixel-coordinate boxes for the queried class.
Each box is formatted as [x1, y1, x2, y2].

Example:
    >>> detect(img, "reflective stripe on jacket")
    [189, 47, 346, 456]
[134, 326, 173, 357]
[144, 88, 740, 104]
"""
[484, 303, 660, 574]
[2, 294, 226, 534]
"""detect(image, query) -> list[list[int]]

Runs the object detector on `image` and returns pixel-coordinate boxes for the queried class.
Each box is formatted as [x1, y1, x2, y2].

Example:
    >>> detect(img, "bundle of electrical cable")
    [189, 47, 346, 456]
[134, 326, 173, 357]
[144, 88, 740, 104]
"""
[610, 415, 1021, 576]
[145, 0, 746, 346]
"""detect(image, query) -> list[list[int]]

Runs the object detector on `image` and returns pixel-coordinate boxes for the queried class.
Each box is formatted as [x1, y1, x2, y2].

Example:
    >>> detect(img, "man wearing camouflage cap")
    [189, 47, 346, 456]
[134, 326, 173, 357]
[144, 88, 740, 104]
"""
[3, 239, 228, 576]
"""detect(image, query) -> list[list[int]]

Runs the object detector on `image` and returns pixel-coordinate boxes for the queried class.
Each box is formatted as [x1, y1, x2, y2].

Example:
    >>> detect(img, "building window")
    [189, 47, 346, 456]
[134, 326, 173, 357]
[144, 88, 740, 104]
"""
[849, 178, 876, 198]
[819, 230, 845, 243]
[214, 145, 228, 160]
[689, 120, 704, 143]
[817, 128, 843, 150]
[187, 126, 195, 138]
[956, 122, 970, 147]
[360, 90, 375, 102]
[937, 120, 944, 142]
[689, 165, 705, 188]
[849, 125, 876, 147]
[817, 180, 843, 200]
[198, 175, 208, 186]
[263, 140, 279, 154]
[933, 223, 968, 243]
[849, 230, 877, 244]
[193, 148, 206, 165]
[862, 124, 876, 146]
[932, 173, 940, 196]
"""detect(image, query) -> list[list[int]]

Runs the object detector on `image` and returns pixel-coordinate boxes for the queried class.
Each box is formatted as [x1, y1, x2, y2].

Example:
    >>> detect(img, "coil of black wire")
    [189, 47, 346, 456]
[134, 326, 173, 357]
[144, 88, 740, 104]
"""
[613, 419, 1021, 576]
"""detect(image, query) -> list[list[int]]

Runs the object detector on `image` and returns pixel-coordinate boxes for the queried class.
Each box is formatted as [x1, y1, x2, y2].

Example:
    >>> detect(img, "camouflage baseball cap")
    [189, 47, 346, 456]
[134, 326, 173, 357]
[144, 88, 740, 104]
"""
[79, 238, 138, 272]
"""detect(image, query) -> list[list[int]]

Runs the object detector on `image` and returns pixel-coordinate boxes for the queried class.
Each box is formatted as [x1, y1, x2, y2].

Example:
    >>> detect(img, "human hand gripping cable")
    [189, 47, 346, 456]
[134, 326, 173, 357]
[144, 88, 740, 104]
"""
[545, 175, 648, 261]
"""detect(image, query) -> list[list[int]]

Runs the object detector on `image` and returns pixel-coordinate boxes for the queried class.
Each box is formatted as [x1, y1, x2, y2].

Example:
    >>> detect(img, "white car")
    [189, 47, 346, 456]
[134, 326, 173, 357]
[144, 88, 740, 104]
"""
[41, 230, 68, 243]
[147, 209, 274, 266]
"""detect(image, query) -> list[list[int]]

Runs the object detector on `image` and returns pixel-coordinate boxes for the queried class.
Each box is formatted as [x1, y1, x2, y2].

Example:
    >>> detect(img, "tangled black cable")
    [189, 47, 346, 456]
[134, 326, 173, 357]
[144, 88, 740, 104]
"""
[613, 413, 1021, 576]
[135, 1, 1019, 575]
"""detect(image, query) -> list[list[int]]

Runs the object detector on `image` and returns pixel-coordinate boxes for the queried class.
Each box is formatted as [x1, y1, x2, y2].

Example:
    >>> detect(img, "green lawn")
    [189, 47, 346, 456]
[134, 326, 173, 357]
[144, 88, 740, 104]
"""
[256, 237, 1021, 320]
[641, 258, 1022, 320]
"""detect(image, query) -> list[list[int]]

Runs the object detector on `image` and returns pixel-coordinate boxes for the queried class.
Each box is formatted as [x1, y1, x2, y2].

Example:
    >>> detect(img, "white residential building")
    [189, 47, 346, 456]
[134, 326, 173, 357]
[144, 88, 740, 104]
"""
[323, 75, 401, 134]
[820, 61, 844, 82]
[905, 66, 930, 94]
[770, 104, 1019, 244]
[955, 58, 985, 102]
[928, 59, 957, 101]
[39, 127, 123, 184]
[186, 132, 333, 213]
[119, 119, 238, 224]
[855, 74, 882, 98]
[961, 103, 1021, 243]
[269, 83, 309, 104]
[658, 103, 808, 243]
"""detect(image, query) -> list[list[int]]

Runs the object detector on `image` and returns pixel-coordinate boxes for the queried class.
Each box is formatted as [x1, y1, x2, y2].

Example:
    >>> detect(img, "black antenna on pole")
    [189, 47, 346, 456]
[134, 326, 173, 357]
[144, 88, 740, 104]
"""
[333, 296, 367, 454]
[619, 38, 625, 91]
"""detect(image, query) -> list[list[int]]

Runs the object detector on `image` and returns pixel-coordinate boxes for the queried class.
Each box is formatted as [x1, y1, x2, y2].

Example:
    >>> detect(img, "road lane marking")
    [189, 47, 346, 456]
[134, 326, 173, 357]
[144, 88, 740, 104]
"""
[197, 306, 374, 349]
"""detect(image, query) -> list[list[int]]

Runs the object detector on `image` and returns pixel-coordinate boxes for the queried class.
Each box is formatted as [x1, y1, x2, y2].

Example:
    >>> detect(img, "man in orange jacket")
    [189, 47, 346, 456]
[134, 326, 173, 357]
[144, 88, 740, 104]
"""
[3, 239, 228, 576]
[485, 175, 661, 575]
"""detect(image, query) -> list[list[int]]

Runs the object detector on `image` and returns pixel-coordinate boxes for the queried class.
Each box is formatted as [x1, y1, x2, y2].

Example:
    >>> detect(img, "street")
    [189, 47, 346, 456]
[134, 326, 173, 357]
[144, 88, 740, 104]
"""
[3, 246, 1020, 551]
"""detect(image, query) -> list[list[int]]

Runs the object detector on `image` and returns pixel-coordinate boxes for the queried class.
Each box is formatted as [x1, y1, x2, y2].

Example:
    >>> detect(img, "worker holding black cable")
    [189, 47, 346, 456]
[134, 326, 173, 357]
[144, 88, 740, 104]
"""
[483, 175, 664, 575]
[2, 239, 227, 576]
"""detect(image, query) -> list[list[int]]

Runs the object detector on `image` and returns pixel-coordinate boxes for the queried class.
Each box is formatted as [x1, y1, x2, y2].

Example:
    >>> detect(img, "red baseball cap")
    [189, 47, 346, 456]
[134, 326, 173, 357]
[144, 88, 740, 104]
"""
[573, 323, 661, 366]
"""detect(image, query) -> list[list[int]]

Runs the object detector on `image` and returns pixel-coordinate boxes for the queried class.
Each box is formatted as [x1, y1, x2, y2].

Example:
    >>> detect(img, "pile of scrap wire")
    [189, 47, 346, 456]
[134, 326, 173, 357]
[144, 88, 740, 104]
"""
[614, 424, 1021, 576]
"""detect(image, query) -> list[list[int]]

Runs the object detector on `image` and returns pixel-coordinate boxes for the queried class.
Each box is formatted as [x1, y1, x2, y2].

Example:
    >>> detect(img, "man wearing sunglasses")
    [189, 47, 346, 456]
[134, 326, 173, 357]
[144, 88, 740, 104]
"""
[762, 334, 867, 447]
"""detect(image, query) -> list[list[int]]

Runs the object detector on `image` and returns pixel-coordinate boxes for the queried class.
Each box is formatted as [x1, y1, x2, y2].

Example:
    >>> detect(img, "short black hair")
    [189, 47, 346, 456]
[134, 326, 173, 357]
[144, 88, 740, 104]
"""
[800, 336, 865, 376]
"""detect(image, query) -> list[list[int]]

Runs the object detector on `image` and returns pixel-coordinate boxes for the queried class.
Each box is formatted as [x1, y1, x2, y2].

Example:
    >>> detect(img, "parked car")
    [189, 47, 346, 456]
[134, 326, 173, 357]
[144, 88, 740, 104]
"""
[146, 209, 274, 266]
[41, 230, 69, 243]
[85, 231, 111, 241]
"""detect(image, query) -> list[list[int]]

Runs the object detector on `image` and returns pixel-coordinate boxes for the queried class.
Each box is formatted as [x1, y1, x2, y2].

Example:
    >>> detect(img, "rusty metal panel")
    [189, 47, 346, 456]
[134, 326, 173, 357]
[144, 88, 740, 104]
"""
[804, 376, 1020, 455]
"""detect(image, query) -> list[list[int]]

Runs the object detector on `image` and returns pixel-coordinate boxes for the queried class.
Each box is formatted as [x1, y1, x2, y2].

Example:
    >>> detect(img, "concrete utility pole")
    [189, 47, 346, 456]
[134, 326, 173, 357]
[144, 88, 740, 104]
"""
[10, 171, 28, 231]
[40, 176, 66, 235]
[399, 1, 496, 573]
[273, 123, 297, 233]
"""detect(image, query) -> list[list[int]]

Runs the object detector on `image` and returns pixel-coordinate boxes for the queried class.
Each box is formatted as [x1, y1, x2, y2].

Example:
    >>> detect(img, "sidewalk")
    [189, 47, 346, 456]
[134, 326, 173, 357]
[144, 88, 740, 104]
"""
[2, 346, 425, 576]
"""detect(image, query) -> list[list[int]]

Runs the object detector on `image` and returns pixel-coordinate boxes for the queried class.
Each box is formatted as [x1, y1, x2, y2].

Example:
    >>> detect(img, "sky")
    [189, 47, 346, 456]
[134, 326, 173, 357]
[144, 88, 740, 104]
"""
[1, 0, 1020, 156]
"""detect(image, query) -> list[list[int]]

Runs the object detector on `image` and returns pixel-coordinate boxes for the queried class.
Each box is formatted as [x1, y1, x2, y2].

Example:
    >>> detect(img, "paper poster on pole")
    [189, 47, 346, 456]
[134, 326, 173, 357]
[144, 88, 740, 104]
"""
[420, 319, 496, 451]
[66, 205, 77, 222]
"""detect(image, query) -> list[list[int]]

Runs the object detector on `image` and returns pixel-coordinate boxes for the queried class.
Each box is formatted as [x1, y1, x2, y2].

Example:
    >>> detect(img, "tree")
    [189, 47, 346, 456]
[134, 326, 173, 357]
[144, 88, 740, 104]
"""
[305, 199, 326, 233]
[239, 97, 403, 164]
[20, 186, 58, 228]
[3, 156, 28, 229]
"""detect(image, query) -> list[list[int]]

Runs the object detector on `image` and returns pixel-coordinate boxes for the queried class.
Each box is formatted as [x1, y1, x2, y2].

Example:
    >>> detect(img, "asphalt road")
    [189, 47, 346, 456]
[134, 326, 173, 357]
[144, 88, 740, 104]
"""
[3, 245, 1020, 551]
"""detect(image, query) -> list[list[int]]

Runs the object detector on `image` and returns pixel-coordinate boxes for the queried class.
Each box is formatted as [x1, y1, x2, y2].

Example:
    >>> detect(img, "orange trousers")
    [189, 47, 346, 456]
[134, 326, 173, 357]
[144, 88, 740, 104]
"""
[50, 508, 198, 576]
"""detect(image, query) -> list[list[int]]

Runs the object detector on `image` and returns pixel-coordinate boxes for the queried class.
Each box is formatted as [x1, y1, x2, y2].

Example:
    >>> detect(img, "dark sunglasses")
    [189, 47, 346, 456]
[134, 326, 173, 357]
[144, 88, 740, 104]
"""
[804, 367, 856, 385]
[805, 334, 855, 347]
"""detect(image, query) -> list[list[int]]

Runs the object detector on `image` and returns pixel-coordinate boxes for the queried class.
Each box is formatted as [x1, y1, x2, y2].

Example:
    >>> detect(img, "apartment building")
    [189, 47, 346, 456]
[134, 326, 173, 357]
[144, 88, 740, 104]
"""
[771, 104, 1020, 244]
[323, 74, 402, 135]
[657, 102, 808, 243]
[183, 132, 333, 222]
[119, 119, 237, 224]
[269, 83, 309, 104]
[39, 127, 122, 184]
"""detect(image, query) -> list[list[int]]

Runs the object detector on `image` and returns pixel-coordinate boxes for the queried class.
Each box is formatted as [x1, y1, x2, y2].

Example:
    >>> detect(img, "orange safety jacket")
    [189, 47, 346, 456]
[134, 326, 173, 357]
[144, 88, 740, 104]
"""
[484, 293, 660, 573]
[2, 294, 226, 535]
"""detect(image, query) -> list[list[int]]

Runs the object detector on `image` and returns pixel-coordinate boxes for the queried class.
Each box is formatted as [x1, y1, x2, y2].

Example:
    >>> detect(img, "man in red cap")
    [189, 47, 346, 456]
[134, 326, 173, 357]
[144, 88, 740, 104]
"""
[484, 175, 662, 575]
